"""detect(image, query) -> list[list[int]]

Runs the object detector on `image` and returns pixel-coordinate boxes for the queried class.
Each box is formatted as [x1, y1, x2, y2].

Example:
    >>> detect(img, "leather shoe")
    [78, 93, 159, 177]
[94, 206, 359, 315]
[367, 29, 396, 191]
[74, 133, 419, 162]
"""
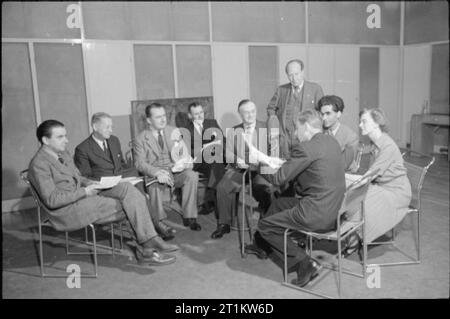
[156, 221, 175, 241]
[211, 224, 231, 239]
[143, 236, 179, 253]
[183, 218, 202, 231]
[292, 258, 322, 287]
[136, 249, 176, 266]
[244, 243, 268, 259]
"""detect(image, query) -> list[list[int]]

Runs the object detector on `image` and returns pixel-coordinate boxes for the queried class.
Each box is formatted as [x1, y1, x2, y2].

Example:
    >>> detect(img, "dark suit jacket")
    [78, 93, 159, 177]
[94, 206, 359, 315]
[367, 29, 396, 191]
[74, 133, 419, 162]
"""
[74, 135, 135, 180]
[28, 148, 122, 231]
[183, 118, 224, 159]
[262, 133, 346, 232]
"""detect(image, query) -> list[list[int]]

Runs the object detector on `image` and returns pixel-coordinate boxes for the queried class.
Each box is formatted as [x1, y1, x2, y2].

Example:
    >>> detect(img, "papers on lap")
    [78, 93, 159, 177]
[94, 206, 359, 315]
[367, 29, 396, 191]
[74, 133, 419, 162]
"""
[92, 176, 143, 189]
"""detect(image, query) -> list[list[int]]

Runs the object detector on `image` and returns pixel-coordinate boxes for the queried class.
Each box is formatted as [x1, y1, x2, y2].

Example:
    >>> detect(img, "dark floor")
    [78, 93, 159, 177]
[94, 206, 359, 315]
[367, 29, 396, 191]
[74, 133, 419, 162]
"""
[2, 154, 449, 299]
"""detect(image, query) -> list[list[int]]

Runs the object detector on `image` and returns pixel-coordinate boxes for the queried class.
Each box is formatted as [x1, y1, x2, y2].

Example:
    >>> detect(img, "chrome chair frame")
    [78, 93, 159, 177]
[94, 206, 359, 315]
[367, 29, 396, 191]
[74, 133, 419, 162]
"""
[235, 169, 255, 258]
[366, 150, 435, 268]
[20, 170, 125, 278]
[281, 169, 380, 298]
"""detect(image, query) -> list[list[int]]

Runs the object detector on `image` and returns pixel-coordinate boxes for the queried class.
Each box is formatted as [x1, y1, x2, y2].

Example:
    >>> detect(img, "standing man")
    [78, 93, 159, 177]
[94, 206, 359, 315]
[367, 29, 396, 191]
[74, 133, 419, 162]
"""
[183, 102, 226, 214]
[211, 99, 275, 239]
[246, 110, 346, 287]
[267, 59, 324, 159]
[317, 95, 360, 171]
[28, 120, 178, 265]
[74, 112, 176, 240]
[134, 103, 201, 231]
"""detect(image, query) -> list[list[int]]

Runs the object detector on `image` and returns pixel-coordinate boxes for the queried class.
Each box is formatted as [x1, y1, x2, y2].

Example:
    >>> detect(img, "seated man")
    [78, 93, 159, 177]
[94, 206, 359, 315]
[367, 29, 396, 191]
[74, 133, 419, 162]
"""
[74, 112, 175, 241]
[28, 120, 178, 266]
[246, 110, 346, 288]
[183, 102, 226, 214]
[134, 103, 201, 231]
[211, 99, 275, 239]
[317, 95, 360, 171]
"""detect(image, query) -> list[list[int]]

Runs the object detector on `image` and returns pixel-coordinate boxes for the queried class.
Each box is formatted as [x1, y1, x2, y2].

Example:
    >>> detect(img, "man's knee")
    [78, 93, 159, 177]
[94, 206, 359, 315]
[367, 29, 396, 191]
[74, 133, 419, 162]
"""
[184, 169, 199, 183]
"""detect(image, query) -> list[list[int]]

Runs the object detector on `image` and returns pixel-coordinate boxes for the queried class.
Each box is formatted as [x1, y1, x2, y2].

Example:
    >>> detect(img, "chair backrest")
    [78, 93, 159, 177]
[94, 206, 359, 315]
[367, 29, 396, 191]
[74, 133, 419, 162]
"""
[402, 151, 435, 209]
[20, 169, 51, 222]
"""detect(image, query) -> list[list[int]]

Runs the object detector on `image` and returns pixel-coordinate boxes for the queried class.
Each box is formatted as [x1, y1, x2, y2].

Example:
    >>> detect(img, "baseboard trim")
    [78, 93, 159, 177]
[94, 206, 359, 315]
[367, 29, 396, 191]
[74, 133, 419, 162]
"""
[2, 197, 36, 213]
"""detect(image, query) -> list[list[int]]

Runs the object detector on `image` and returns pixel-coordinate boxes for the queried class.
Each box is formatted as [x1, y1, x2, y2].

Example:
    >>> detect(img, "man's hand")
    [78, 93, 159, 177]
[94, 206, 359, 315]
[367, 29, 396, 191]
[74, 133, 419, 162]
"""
[155, 170, 174, 187]
[84, 184, 99, 196]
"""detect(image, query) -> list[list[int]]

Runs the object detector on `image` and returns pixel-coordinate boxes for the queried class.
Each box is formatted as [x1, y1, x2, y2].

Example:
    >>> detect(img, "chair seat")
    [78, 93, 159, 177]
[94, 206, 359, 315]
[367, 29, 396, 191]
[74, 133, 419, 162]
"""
[298, 220, 364, 241]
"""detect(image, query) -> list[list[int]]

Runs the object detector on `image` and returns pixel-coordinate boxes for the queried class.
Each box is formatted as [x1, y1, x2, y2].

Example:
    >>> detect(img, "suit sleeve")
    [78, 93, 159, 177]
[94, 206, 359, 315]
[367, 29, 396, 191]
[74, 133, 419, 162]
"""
[133, 135, 160, 178]
[261, 144, 312, 186]
[29, 161, 86, 209]
[267, 87, 281, 116]
[74, 145, 93, 178]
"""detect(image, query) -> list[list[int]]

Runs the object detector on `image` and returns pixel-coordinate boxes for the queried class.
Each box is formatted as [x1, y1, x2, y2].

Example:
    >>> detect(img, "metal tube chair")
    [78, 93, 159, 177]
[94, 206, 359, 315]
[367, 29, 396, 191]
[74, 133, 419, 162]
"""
[20, 169, 126, 278]
[366, 150, 435, 268]
[237, 169, 255, 258]
[281, 169, 380, 298]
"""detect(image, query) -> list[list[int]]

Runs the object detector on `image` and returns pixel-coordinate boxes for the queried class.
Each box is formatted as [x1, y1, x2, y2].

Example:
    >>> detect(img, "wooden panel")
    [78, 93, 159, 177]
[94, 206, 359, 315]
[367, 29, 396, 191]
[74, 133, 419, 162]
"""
[309, 2, 400, 45]
[249, 46, 278, 122]
[402, 45, 431, 144]
[134, 45, 174, 100]
[359, 47, 379, 110]
[34, 43, 89, 154]
[82, 2, 130, 40]
[2, 2, 80, 39]
[212, 44, 249, 129]
[308, 46, 334, 95]
[84, 42, 135, 116]
[335, 47, 360, 135]
[176, 45, 212, 98]
[171, 2, 209, 41]
[405, 1, 449, 44]
[1, 43, 38, 200]
[211, 2, 305, 43]
[379, 47, 401, 144]
[430, 43, 449, 114]
[278, 45, 307, 85]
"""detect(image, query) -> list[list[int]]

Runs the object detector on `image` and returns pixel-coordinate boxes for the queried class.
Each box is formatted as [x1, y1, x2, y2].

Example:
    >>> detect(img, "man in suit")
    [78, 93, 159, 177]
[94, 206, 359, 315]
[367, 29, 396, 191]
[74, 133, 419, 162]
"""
[28, 120, 178, 266]
[134, 103, 201, 231]
[246, 109, 346, 288]
[74, 112, 176, 241]
[183, 102, 226, 214]
[211, 99, 275, 239]
[267, 59, 324, 159]
[317, 95, 360, 171]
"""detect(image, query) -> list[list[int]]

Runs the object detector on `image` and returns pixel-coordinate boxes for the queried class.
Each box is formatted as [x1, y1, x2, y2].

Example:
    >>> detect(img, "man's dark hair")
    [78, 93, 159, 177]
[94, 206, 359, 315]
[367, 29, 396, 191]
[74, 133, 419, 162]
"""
[237, 99, 252, 111]
[188, 102, 203, 113]
[285, 59, 304, 73]
[36, 119, 65, 144]
[145, 103, 164, 118]
[317, 95, 345, 113]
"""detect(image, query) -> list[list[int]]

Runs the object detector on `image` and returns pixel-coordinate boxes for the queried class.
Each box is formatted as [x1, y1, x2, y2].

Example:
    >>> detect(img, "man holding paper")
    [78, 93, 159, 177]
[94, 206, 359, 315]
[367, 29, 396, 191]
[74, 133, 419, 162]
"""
[134, 103, 201, 231]
[74, 112, 175, 241]
[28, 120, 179, 266]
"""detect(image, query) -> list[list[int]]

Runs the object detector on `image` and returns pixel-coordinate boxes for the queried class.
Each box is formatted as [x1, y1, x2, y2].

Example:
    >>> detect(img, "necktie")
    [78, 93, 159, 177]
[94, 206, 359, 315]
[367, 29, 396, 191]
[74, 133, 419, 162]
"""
[58, 156, 65, 165]
[103, 141, 108, 153]
[158, 131, 164, 150]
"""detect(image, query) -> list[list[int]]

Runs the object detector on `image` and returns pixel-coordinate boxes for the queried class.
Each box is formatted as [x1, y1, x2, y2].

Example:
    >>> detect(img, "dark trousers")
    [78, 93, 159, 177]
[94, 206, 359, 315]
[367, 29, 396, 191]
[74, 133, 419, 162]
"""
[256, 197, 310, 270]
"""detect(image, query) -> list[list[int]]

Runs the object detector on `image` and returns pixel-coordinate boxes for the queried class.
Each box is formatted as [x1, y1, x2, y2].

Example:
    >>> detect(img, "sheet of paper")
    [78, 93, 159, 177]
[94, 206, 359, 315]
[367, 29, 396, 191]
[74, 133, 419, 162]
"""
[93, 175, 122, 189]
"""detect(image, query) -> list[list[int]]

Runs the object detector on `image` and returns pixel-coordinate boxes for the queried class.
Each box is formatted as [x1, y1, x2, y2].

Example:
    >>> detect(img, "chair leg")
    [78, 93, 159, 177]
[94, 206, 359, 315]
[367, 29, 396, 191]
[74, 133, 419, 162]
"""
[110, 224, 115, 257]
[283, 229, 289, 283]
[38, 215, 45, 277]
[89, 224, 98, 278]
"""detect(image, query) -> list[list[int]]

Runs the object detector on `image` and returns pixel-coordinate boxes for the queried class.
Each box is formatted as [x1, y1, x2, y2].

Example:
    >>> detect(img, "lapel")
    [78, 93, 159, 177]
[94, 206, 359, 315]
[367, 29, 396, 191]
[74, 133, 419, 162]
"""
[143, 129, 161, 156]
[89, 135, 113, 164]
[39, 148, 80, 185]
[164, 125, 175, 152]
[107, 136, 120, 168]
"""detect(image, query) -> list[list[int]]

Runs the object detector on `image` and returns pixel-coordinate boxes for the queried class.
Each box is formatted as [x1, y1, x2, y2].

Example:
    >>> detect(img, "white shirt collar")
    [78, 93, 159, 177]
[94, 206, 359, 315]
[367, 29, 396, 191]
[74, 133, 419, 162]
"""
[291, 81, 304, 92]
[92, 134, 107, 150]
[329, 122, 341, 136]
[193, 120, 204, 134]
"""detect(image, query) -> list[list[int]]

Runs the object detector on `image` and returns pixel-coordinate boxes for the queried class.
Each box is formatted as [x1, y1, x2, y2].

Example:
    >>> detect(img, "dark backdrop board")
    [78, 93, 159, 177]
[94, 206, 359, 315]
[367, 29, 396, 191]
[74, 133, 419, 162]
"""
[130, 96, 214, 141]
[430, 43, 449, 115]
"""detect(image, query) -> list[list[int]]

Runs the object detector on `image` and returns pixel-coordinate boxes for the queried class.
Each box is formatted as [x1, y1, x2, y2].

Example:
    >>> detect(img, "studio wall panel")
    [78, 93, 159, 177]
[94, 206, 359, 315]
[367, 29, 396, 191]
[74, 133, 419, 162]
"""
[249, 46, 278, 122]
[1, 43, 38, 200]
[309, 2, 400, 45]
[402, 45, 431, 144]
[82, 2, 130, 40]
[2, 2, 80, 39]
[176, 45, 212, 98]
[430, 43, 449, 114]
[379, 47, 401, 144]
[171, 2, 209, 41]
[334, 47, 360, 135]
[134, 45, 174, 100]
[84, 42, 135, 116]
[34, 43, 89, 154]
[359, 47, 379, 110]
[308, 46, 334, 95]
[212, 44, 249, 129]
[405, 1, 449, 45]
[277, 45, 307, 85]
[211, 2, 305, 43]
